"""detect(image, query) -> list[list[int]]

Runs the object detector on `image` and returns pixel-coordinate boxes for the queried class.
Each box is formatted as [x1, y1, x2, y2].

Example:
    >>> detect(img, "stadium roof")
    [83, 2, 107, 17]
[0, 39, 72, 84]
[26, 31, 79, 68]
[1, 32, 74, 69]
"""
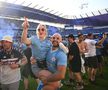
[0, 0, 108, 19]
[0, 0, 108, 27]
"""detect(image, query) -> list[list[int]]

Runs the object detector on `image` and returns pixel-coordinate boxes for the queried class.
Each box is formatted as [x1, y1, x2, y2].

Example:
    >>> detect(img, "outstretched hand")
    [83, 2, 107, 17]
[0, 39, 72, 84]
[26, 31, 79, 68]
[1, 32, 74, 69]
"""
[103, 33, 107, 39]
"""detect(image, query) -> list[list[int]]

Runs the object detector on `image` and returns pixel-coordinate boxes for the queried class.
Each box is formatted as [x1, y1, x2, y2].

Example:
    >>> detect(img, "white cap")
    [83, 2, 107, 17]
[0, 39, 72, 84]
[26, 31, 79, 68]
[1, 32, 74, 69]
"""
[2, 36, 13, 42]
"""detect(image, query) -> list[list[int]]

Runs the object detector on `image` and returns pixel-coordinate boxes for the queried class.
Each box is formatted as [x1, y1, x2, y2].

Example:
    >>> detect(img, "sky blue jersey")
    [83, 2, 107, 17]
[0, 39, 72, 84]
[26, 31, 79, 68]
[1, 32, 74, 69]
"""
[46, 48, 67, 73]
[30, 35, 51, 60]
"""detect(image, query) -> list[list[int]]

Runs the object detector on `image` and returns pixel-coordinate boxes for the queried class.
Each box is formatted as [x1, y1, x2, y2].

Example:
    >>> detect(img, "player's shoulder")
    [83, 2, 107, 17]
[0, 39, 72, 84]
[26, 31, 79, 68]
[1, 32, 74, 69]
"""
[57, 49, 66, 55]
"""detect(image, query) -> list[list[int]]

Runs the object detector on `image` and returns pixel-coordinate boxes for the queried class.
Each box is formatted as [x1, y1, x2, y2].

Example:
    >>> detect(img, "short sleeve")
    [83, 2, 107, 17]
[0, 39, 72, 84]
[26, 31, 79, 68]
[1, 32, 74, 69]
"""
[56, 51, 67, 67]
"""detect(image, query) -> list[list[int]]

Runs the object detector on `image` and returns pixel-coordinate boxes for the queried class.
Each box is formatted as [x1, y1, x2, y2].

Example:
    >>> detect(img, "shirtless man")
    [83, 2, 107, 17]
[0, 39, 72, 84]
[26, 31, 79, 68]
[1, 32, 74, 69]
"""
[76, 34, 88, 73]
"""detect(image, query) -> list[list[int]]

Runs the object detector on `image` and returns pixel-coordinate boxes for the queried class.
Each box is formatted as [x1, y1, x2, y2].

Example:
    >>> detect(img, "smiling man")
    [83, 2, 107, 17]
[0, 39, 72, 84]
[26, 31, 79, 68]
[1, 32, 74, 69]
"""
[38, 33, 67, 90]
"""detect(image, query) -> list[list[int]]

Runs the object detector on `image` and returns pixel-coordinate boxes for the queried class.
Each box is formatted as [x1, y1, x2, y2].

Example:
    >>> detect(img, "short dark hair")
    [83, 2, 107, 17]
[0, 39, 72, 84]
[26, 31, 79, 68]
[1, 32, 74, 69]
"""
[68, 34, 75, 40]
[78, 34, 83, 38]
[87, 33, 93, 37]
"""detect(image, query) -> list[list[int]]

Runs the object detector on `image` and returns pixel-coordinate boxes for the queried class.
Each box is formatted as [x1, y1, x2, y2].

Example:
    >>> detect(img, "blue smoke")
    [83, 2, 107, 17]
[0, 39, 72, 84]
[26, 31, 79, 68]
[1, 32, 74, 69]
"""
[48, 26, 60, 36]
[0, 18, 17, 39]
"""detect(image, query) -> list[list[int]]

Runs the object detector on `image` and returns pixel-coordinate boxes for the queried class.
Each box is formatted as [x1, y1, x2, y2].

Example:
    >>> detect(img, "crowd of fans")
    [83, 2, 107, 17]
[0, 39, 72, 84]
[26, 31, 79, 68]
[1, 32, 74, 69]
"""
[0, 18, 108, 90]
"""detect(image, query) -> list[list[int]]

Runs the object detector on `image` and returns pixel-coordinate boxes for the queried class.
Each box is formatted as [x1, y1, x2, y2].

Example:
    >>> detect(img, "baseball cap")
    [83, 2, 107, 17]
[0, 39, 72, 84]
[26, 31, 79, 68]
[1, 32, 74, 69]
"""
[2, 36, 13, 42]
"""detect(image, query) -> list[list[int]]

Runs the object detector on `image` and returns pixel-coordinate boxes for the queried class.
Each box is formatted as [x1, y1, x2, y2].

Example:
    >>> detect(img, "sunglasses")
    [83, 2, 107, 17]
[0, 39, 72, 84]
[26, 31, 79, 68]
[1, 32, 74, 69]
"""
[38, 28, 45, 31]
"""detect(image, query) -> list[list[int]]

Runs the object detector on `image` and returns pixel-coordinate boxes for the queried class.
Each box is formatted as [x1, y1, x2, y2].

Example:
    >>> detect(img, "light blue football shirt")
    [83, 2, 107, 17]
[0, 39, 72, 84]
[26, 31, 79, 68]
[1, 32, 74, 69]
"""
[30, 35, 51, 61]
[46, 48, 67, 73]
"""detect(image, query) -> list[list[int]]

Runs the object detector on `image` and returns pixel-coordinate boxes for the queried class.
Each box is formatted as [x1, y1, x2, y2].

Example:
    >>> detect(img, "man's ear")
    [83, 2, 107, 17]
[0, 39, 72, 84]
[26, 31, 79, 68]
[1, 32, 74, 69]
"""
[60, 38, 62, 42]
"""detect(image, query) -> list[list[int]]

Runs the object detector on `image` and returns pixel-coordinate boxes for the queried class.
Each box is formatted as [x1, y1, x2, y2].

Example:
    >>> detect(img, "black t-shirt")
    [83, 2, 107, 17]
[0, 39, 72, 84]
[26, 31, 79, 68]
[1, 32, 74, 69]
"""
[68, 42, 81, 72]
[23, 47, 32, 64]
[68, 42, 81, 63]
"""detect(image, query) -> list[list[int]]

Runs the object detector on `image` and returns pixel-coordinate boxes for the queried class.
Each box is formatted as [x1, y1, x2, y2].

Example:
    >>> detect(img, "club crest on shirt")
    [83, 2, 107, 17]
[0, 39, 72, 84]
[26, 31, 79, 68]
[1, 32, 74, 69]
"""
[51, 57, 56, 62]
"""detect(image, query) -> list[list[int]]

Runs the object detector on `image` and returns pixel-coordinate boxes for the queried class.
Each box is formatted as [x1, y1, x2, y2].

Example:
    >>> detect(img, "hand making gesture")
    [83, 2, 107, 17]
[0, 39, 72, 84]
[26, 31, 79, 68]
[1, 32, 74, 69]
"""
[22, 16, 29, 30]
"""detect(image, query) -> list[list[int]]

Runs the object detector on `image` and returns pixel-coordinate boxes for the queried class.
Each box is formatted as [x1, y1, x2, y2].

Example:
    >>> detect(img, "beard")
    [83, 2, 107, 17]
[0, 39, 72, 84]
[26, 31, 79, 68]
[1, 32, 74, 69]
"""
[53, 45, 59, 48]
[52, 41, 59, 47]
[3, 44, 11, 51]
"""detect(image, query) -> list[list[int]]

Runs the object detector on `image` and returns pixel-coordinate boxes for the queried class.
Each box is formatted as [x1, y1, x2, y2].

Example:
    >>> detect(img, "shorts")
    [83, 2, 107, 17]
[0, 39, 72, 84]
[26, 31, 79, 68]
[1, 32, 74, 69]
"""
[84, 57, 89, 67]
[21, 64, 37, 79]
[31, 60, 47, 77]
[87, 56, 98, 68]
[96, 55, 103, 63]
[1, 81, 20, 90]
[69, 60, 81, 73]
[31, 63, 42, 77]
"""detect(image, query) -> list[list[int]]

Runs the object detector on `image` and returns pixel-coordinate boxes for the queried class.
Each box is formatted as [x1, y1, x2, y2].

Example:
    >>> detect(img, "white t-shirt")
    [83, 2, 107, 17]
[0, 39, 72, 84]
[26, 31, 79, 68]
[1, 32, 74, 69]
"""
[0, 65, 21, 84]
[84, 39, 97, 57]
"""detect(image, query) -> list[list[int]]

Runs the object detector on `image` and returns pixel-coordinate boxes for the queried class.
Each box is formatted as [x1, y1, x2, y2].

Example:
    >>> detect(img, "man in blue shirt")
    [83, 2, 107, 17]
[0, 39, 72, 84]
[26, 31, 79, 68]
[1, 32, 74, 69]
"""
[38, 33, 67, 90]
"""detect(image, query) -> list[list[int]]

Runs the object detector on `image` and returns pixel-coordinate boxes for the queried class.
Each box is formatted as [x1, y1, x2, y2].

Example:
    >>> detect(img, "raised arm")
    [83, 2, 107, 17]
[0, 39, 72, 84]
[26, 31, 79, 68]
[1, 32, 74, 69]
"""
[59, 42, 69, 54]
[21, 17, 31, 45]
[97, 33, 107, 45]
